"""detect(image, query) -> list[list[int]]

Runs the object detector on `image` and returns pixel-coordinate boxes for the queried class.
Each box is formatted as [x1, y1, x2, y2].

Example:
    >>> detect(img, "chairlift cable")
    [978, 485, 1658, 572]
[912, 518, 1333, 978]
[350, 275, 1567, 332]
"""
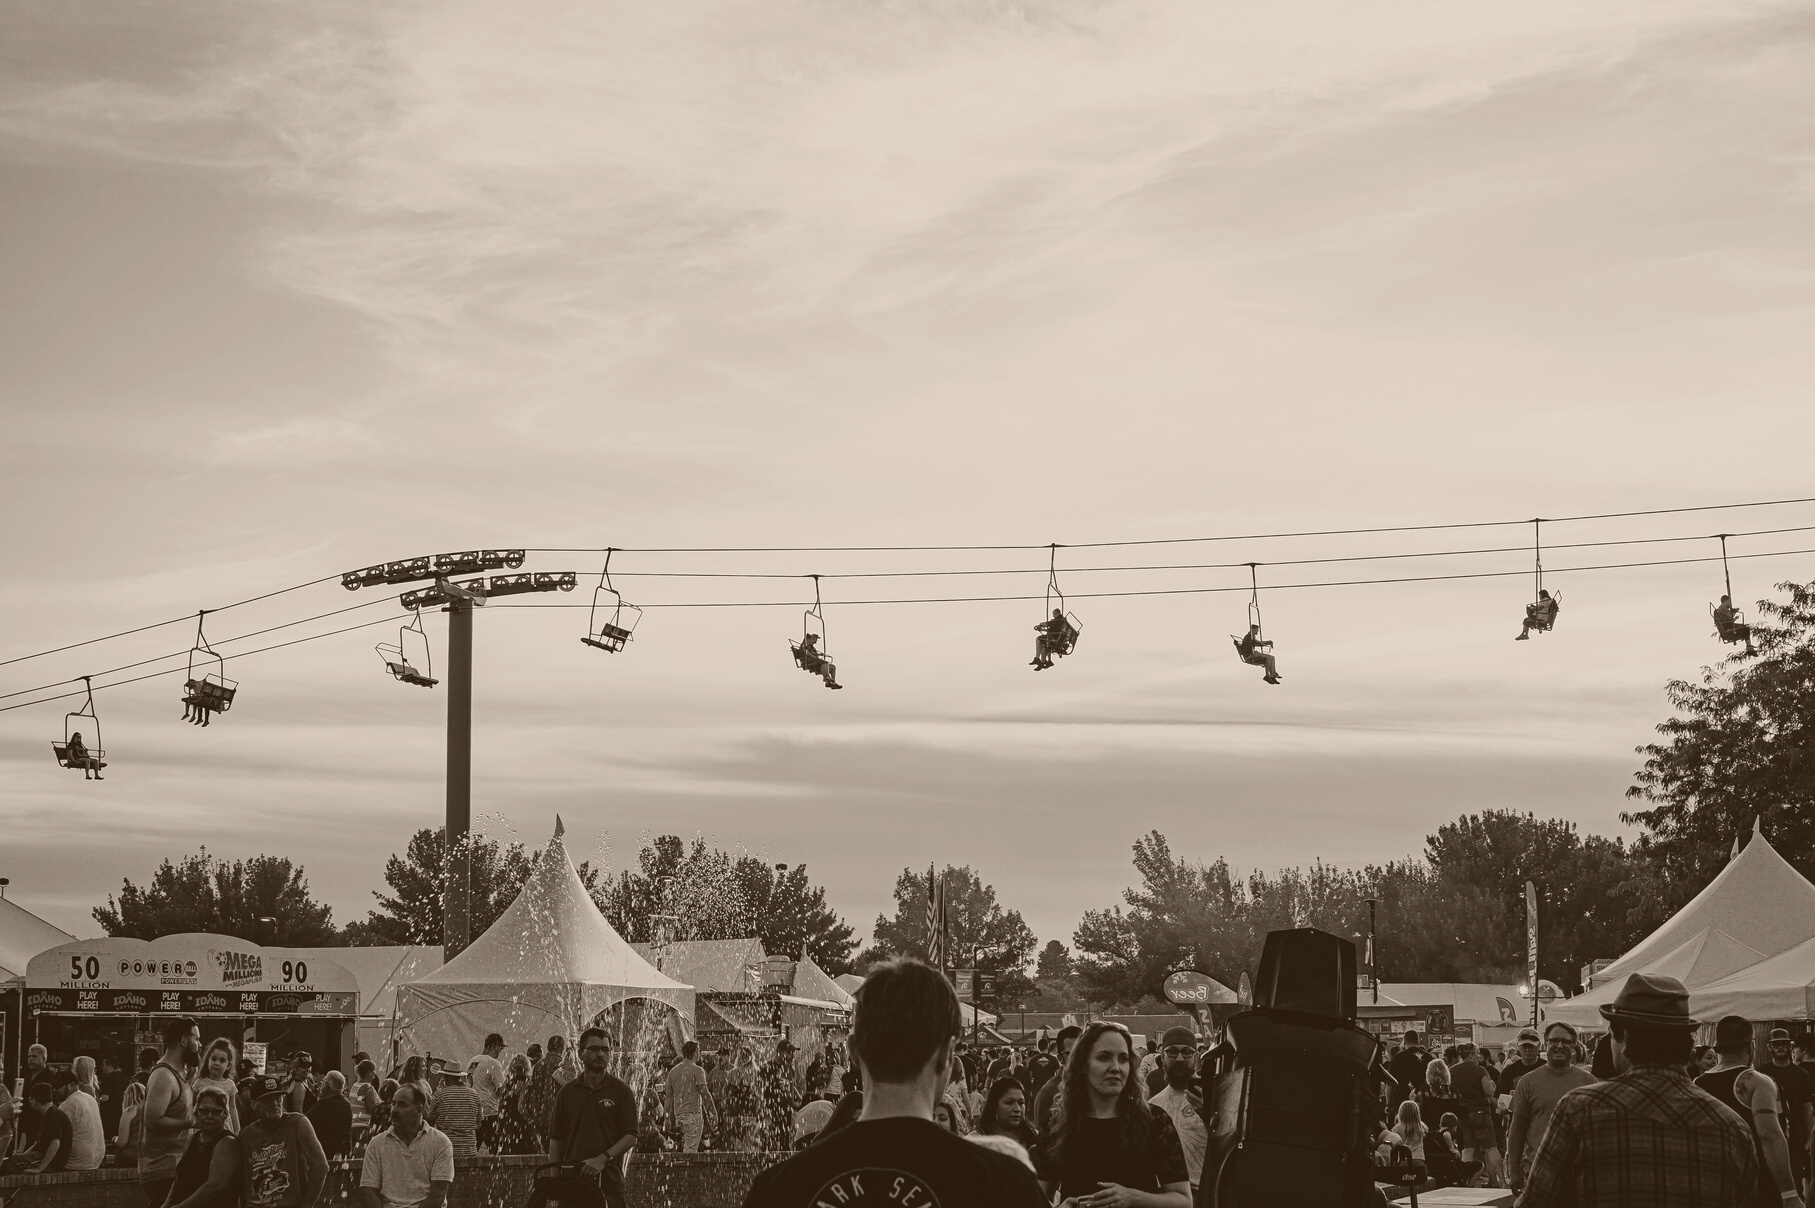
[482, 543, 1815, 608]
[520, 492, 1815, 555]
[0, 595, 400, 703]
[0, 614, 410, 715]
[0, 572, 344, 669]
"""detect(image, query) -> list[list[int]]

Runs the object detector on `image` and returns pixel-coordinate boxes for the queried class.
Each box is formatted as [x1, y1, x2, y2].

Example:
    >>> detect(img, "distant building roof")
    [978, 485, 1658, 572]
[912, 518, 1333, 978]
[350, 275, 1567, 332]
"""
[630, 937, 767, 993]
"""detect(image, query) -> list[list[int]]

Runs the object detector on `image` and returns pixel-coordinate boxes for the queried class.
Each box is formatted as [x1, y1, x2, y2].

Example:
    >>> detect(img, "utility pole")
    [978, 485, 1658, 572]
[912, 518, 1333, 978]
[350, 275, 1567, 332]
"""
[444, 599, 474, 960]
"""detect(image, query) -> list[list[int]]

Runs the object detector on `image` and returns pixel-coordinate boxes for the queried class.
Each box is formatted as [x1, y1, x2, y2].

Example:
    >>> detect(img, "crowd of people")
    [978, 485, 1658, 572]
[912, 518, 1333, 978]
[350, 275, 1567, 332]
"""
[7, 966, 1814, 1206]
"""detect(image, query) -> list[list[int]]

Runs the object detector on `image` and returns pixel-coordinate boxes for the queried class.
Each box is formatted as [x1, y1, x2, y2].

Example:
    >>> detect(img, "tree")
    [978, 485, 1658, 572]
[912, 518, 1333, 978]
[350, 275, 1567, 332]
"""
[95, 849, 339, 945]
[1036, 940, 1072, 979]
[1625, 579, 1815, 906]
[346, 828, 598, 946]
[868, 866, 1038, 999]
[594, 836, 856, 972]
[732, 858, 857, 974]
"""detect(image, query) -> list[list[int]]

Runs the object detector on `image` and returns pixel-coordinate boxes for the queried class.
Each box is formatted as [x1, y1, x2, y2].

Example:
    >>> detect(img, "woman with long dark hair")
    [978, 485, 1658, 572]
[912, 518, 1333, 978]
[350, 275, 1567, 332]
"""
[1033, 1022, 1190, 1207]
[977, 1077, 1038, 1152]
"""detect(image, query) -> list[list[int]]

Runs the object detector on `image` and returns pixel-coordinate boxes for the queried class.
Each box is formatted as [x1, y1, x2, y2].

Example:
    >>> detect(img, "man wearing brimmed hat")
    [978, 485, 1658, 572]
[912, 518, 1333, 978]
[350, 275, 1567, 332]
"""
[1698, 1016, 1802, 1208]
[426, 1060, 479, 1157]
[1761, 1027, 1814, 1192]
[1148, 1025, 1208, 1192]
[1524, 974, 1762, 1206]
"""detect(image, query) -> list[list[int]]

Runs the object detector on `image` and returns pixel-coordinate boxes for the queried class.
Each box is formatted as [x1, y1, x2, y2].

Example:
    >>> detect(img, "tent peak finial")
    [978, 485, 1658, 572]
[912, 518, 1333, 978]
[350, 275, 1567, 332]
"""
[1755, 814, 1764, 836]
[554, 815, 566, 840]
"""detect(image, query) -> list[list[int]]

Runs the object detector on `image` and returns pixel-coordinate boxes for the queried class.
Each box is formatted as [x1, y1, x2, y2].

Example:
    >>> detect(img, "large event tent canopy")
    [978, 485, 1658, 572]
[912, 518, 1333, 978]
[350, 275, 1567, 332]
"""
[1549, 820, 1815, 1029]
[393, 818, 693, 1060]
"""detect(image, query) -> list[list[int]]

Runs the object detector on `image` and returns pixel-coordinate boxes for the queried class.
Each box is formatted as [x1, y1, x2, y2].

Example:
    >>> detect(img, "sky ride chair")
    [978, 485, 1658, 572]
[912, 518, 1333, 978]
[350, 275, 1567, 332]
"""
[51, 677, 106, 779]
[1030, 545, 1082, 670]
[1709, 536, 1758, 655]
[580, 550, 643, 654]
[180, 612, 238, 726]
[377, 612, 438, 687]
[1230, 565, 1281, 684]
[789, 576, 843, 689]
[1514, 521, 1560, 641]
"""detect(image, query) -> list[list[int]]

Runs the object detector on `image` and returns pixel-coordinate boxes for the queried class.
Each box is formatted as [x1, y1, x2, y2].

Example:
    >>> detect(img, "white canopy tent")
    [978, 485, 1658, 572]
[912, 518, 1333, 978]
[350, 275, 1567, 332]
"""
[393, 819, 694, 1062]
[1549, 820, 1815, 1029]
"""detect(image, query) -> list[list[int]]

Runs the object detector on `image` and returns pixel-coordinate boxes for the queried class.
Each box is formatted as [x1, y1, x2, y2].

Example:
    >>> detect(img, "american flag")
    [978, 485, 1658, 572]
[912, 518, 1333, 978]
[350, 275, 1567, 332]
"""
[925, 864, 943, 969]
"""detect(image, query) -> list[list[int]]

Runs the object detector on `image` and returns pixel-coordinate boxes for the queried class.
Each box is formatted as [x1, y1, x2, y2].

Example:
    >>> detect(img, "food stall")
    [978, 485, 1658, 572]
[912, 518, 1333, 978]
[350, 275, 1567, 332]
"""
[24, 934, 358, 1074]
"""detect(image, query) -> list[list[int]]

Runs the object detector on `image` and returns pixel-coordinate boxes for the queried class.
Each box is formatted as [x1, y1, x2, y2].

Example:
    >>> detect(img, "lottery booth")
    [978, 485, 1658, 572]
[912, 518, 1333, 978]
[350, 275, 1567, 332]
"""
[24, 934, 359, 1075]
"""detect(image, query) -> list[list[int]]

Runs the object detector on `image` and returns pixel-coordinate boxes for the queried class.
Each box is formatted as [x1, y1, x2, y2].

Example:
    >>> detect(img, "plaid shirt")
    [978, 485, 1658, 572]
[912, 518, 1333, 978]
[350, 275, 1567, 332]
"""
[1520, 1066, 1758, 1208]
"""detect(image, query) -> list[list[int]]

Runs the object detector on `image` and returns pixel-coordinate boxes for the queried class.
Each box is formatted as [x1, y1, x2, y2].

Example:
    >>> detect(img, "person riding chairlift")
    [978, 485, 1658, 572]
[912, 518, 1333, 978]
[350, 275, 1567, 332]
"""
[66, 731, 103, 780]
[1515, 589, 1559, 641]
[1030, 609, 1075, 670]
[1233, 624, 1281, 685]
[1712, 595, 1757, 655]
[181, 683, 212, 727]
[796, 633, 842, 690]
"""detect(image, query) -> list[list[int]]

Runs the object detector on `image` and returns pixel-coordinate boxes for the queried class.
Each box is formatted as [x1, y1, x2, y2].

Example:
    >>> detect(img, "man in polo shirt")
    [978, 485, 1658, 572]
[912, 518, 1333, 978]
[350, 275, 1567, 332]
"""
[361, 1084, 454, 1208]
[548, 1027, 637, 1208]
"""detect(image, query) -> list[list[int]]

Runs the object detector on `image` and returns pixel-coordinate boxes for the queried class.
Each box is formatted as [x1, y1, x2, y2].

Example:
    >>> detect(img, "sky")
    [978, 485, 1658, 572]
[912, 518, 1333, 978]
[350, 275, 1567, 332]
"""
[3, 0, 1814, 961]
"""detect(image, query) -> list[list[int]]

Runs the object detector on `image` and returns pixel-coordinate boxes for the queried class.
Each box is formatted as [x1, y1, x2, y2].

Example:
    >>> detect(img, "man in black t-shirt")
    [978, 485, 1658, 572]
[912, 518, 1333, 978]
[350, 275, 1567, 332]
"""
[1025, 1039, 1059, 1096]
[1386, 1031, 1431, 1111]
[20, 1083, 73, 1173]
[549, 1028, 637, 1208]
[743, 959, 1046, 1208]
[1762, 1027, 1814, 1189]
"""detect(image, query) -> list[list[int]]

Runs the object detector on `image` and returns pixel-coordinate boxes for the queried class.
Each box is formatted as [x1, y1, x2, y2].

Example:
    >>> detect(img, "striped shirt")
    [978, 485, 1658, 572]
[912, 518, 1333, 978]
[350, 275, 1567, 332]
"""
[1522, 1066, 1759, 1208]
[427, 1085, 480, 1156]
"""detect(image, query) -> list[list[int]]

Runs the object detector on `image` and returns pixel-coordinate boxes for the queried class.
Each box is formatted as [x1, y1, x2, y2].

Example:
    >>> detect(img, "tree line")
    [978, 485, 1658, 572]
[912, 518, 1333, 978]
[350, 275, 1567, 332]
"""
[95, 579, 1815, 1005]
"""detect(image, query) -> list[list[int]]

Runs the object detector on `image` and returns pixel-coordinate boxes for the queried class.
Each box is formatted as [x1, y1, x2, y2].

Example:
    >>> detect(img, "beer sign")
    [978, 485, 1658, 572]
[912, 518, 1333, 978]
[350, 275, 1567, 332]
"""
[1163, 970, 1236, 1007]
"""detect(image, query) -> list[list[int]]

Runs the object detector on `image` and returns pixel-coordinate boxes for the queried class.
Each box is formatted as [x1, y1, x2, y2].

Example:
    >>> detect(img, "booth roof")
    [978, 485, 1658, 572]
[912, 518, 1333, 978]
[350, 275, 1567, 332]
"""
[405, 824, 689, 993]
[1369, 983, 1527, 1023]
[292, 945, 442, 1017]
[1548, 823, 1815, 1029]
[628, 938, 765, 993]
[1694, 933, 1815, 1021]
[0, 897, 77, 981]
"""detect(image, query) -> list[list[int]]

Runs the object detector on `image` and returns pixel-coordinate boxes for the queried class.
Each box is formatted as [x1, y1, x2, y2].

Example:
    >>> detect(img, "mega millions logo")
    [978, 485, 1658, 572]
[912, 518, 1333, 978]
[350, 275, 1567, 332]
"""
[210, 949, 264, 988]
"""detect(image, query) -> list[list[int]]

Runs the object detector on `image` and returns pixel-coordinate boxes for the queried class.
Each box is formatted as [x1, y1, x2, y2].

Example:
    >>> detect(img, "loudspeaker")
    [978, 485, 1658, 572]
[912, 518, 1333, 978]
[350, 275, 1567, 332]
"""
[1197, 929, 1381, 1208]
[1253, 927, 1356, 1021]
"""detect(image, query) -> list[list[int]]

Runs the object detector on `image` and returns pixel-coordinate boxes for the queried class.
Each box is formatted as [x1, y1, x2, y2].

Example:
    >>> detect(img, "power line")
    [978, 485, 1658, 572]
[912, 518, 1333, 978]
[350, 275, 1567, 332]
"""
[0, 572, 345, 670]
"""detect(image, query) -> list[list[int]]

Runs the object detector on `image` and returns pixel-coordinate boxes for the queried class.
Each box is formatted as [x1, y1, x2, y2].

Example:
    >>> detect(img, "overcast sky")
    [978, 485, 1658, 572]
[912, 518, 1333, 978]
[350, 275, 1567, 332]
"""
[3, 0, 1813, 961]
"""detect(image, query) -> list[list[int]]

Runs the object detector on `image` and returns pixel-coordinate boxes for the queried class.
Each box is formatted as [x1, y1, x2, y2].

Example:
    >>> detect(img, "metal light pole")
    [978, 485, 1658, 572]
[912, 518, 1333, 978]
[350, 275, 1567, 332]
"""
[1366, 897, 1379, 1005]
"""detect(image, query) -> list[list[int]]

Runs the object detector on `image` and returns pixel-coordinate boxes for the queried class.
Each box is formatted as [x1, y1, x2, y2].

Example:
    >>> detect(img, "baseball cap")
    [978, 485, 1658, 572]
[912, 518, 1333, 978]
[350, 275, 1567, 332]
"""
[250, 1074, 286, 1099]
[1516, 1028, 1541, 1044]
[1161, 1026, 1197, 1049]
[1769, 1028, 1792, 1043]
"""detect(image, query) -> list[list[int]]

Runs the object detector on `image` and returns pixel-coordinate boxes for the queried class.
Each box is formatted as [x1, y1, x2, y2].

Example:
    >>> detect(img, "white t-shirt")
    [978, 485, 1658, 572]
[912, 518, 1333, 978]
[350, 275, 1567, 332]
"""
[1150, 1085, 1208, 1186]
[469, 1055, 507, 1117]
[64, 1090, 106, 1170]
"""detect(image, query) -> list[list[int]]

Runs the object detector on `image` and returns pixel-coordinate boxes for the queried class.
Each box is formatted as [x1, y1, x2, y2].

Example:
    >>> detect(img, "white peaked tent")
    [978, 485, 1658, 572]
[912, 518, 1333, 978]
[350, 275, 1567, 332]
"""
[393, 818, 694, 1060]
[1550, 819, 1815, 1028]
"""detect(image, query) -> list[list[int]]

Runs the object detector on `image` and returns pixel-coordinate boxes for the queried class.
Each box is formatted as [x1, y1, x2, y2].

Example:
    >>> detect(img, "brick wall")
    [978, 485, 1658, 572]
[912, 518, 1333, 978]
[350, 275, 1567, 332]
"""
[0, 1153, 791, 1208]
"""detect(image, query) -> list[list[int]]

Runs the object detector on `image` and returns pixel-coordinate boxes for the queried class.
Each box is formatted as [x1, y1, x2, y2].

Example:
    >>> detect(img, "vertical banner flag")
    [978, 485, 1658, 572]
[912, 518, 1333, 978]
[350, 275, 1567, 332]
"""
[1526, 880, 1540, 1025]
[926, 865, 943, 971]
